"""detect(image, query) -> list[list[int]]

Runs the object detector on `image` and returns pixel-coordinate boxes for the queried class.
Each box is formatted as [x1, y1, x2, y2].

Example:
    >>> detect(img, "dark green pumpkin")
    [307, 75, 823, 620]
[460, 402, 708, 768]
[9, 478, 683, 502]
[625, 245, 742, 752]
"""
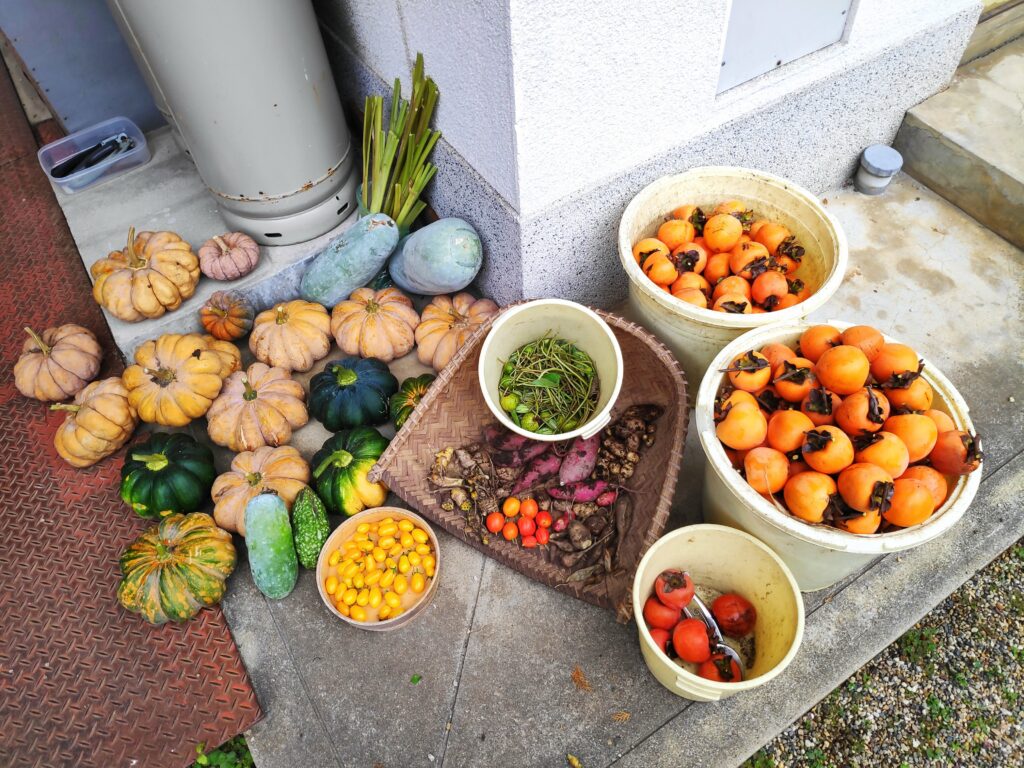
[308, 357, 398, 431]
[390, 373, 436, 428]
[311, 427, 390, 516]
[120, 432, 216, 519]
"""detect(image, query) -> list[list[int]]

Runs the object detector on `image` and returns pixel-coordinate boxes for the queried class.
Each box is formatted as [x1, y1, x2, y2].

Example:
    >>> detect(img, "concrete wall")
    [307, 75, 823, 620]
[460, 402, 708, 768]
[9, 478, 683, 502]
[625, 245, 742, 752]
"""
[314, 0, 980, 306]
[312, 0, 519, 208]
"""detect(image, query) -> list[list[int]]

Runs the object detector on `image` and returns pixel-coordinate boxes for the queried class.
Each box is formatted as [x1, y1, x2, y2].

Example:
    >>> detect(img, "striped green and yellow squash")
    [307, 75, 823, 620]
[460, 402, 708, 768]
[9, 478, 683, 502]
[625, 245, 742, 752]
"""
[117, 512, 236, 624]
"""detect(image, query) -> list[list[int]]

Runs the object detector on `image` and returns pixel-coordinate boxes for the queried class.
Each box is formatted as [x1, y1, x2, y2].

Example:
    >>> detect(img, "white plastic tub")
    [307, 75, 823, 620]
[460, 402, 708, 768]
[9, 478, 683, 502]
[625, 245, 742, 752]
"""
[632, 524, 804, 702]
[478, 299, 623, 442]
[696, 320, 982, 592]
[617, 167, 848, 393]
[37, 116, 149, 194]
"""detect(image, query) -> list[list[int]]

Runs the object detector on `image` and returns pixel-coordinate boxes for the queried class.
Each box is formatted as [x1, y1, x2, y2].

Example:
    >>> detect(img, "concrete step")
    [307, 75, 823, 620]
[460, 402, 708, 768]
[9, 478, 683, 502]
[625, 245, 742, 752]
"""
[894, 36, 1024, 249]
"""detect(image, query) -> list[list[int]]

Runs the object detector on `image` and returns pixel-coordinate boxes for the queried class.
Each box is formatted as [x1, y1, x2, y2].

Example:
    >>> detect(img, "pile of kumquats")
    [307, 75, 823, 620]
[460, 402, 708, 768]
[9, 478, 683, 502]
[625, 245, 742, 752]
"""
[714, 324, 983, 533]
[631, 200, 809, 313]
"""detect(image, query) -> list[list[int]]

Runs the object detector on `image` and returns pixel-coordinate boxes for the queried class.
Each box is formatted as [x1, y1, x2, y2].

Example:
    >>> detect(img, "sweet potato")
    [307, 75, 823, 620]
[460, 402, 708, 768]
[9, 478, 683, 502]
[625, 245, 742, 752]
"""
[595, 489, 618, 507]
[559, 434, 600, 485]
[546, 480, 610, 503]
[511, 450, 563, 495]
[490, 440, 549, 468]
[484, 424, 530, 453]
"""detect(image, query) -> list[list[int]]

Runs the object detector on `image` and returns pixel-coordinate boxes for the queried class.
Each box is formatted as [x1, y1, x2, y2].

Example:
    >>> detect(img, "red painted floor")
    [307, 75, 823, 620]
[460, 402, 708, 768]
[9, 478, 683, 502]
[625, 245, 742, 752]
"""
[0, 64, 261, 767]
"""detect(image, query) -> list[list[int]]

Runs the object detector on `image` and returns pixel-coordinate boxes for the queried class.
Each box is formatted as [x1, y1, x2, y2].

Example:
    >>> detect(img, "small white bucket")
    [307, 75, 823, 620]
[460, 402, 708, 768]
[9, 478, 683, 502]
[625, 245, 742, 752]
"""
[696, 320, 982, 592]
[617, 167, 848, 394]
[478, 299, 624, 442]
[632, 524, 804, 702]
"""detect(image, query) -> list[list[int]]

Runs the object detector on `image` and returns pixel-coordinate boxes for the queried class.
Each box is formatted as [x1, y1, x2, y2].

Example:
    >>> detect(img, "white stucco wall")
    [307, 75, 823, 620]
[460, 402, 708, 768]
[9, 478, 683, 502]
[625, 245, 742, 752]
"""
[506, 0, 980, 215]
[316, 0, 520, 208]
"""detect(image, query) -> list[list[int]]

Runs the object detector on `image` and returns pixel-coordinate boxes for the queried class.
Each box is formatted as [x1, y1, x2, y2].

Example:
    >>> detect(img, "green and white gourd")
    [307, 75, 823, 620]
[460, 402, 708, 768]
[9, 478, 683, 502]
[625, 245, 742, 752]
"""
[244, 492, 299, 599]
[299, 213, 400, 307]
[291, 487, 330, 569]
[388, 217, 482, 295]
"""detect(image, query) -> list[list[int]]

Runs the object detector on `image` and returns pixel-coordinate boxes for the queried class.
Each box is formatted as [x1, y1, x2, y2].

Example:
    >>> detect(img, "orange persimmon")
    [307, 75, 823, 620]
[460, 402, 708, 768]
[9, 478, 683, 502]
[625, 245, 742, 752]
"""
[744, 447, 789, 494]
[870, 343, 920, 385]
[883, 377, 934, 412]
[899, 465, 949, 508]
[840, 325, 885, 362]
[704, 214, 743, 252]
[834, 387, 890, 435]
[783, 471, 837, 524]
[767, 409, 815, 454]
[837, 463, 894, 514]
[799, 324, 841, 363]
[773, 357, 816, 403]
[801, 425, 854, 474]
[815, 345, 870, 396]
[800, 386, 842, 427]
[713, 294, 752, 313]
[712, 275, 752, 302]
[883, 478, 936, 527]
[883, 413, 938, 463]
[657, 219, 695, 251]
[704, 252, 732, 285]
[632, 237, 669, 265]
[853, 431, 910, 478]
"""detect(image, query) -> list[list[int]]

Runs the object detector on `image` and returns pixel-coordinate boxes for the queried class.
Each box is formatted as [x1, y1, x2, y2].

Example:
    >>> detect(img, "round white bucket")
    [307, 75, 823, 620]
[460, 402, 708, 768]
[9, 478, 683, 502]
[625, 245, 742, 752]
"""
[478, 299, 624, 442]
[695, 320, 982, 591]
[617, 167, 848, 394]
[632, 524, 804, 702]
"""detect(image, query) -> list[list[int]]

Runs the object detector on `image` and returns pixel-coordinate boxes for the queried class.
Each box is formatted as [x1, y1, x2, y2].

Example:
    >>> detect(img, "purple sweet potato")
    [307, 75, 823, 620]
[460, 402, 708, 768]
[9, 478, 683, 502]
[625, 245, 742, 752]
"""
[558, 434, 600, 485]
[511, 450, 563, 495]
[490, 440, 549, 468]
[546, 479, 610, 503]
[484, 424, 530, 453]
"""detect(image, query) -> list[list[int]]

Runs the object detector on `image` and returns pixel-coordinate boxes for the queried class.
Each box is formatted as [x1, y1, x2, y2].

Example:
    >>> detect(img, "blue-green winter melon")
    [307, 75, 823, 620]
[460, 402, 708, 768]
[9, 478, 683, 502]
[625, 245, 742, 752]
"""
[300, 213, 399, 307]
[388, 218, 482, 295]
[245, 492, 299, 598]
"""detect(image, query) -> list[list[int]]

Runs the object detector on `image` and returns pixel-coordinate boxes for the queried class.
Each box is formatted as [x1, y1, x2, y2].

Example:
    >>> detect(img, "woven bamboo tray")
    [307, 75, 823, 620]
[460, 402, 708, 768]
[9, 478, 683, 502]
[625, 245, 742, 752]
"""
[369, 308, 688, 613]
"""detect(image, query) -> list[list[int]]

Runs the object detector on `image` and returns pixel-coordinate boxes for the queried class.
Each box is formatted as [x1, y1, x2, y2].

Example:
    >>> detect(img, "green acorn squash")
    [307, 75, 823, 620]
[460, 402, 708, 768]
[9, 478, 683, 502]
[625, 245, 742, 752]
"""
[117, 512, 236, 625]
[308, 357, 398, 431]
[390, 373, 436, 429]
[119, 432, 216, 518]
[311, 427, 390, 516]
[292, 486, 330, 569]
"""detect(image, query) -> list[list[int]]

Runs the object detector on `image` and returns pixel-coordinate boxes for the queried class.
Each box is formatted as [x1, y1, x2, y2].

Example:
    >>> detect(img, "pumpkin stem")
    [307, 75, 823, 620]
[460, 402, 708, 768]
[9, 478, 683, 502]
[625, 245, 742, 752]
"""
[23, 326, 51, 356]
[313, 449, 353, 479]
[132, 452, 169, 471]
[364, 300, 380, 314]
[145, 367, 176, 387]
[245, 471, 263, 487]
[154, 541, 173, 560]
[242, 376, 258, 401]
[125, 226, 146, 268]
[333, 367, 358, 388]
[213, 235, 230, 254]
[50, 403, 81, 413]
[275, 305, 288, 325]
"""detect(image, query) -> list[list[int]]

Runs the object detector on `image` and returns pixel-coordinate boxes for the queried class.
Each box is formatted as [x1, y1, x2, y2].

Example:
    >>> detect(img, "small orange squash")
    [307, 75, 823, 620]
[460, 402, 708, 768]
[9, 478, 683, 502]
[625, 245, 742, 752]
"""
[90, 227, 200, 322]
[330, 287, 421, 362]
[14, 324, 102, 401]
[416, 293, 499, 371]
[249, 300, 331, 372]
[206, 362, 308, 452]
[210, 445, 310, 535]
[52, 377, 138, 467]
[199, 291, 255, 341]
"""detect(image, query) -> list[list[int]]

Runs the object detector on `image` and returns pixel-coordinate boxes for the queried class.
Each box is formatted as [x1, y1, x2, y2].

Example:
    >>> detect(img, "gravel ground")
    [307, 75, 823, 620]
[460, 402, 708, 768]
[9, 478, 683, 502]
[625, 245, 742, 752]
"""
[744, 539, 1024, 767]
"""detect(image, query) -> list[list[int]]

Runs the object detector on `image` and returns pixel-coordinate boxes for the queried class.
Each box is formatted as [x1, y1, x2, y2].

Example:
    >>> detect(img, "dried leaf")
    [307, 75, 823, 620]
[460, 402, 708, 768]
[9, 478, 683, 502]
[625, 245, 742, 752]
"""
[571, 665, 592, 693]
[611, 710, 631, 723]
[566, 754, 584, 768]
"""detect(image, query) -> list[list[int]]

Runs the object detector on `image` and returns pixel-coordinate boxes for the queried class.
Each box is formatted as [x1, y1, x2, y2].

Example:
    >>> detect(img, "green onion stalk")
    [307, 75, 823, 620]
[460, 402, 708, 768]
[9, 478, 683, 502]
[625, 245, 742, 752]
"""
[361, 53, 440, 232]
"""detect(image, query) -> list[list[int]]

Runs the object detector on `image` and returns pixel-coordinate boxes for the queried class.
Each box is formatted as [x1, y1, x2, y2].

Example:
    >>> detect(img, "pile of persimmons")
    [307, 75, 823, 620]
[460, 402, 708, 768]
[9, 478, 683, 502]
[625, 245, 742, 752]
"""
[714, 324, 982, 534]
[631, 200, 809, 313]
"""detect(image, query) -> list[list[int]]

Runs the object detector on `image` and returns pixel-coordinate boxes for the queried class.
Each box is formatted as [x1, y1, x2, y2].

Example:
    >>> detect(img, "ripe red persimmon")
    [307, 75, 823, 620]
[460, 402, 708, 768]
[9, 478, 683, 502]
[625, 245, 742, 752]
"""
[485, 511, 505, 534]
[654, 570, 695, 610]
[711, 593, 757, 636]
[672, 618, 712, 663]
[643, 596, 681, 631]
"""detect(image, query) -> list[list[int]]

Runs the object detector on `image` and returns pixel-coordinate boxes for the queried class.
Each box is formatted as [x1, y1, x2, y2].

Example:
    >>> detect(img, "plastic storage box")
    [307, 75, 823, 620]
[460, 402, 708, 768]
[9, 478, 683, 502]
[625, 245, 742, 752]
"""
[37, 116, 149, 194]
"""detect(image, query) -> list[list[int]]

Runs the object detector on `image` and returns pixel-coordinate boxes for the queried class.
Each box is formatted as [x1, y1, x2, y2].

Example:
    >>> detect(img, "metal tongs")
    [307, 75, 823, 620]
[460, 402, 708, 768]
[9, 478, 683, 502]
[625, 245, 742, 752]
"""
[685, 593, 745, 679]
[50, 132, 135, 179]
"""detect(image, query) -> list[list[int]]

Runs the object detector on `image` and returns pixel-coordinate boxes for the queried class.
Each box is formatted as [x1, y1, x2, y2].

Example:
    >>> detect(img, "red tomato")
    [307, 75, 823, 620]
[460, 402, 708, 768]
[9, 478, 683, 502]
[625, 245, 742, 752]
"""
[672, 618, 712, 663]
[535, 527, 550, 545]
[654, 570, 695, 610]
[697, 653, 742, 683]
[536, 511, 553, 529]
[520, 498, 539, 518]
[643, 596, 681, 631]
[649, 627, 671, 654]
[485, 511, 505, 534]
[521, 535, 538, 548]
[518, 516, 537, 537]
[501, 521, 518, 541]
[711, 593, 757, 636]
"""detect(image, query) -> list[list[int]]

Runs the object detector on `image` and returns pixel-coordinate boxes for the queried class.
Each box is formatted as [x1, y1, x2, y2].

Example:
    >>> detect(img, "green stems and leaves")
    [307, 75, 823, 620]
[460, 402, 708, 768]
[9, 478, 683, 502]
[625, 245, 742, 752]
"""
[498, 334, 600, 434]
[362, 53, 440, 231]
